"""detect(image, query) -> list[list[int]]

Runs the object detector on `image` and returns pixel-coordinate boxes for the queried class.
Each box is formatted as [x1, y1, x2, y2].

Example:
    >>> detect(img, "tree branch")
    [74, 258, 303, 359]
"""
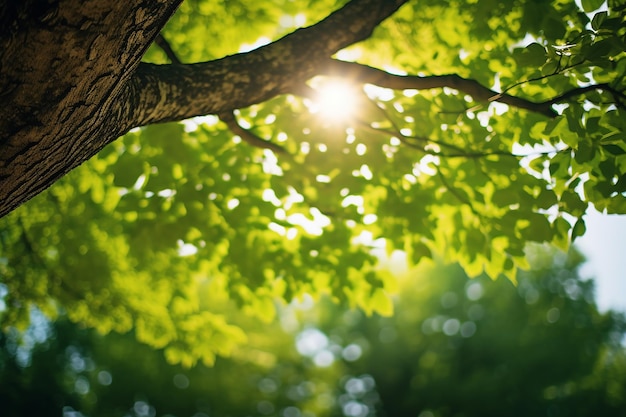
[320, 59, 626, 117]
[154, 33, 182, 65]
[546, 83, 626, 109]
[154, 34, 289, 153]
[126, 0, 408, 128]
[319, 59, 558, 118]
[218, 111, 288, 154]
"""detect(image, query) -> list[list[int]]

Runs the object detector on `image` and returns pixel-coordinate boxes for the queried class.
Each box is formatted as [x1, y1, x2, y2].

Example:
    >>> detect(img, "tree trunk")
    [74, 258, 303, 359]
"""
[0, 0, 183, 217]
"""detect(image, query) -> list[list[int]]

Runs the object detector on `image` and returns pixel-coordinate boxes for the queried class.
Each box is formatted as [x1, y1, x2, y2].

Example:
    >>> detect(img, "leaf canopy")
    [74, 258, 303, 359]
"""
[1, 0, 625, 365]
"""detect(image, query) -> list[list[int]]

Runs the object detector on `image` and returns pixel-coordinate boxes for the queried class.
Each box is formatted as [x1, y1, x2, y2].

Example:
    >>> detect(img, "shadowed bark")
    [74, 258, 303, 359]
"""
[0, 0, 184, 217]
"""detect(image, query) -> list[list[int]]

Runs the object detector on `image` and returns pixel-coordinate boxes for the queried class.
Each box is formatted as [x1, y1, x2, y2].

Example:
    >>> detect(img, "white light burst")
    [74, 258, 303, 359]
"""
[310, 79, 359, 121]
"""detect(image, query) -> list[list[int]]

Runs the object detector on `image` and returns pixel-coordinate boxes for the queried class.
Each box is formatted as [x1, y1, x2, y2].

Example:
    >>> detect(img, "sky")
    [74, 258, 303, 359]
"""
[570, 0, 626, 313]
[576, 209, 626, 313]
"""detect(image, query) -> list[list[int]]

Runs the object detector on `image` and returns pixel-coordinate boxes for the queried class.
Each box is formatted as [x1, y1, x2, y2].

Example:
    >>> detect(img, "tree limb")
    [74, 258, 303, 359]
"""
[320, 59, 626, 117]
[154, 34, 288, 153]
[319, 59, 558, 118]
[126, 0, 408, 128]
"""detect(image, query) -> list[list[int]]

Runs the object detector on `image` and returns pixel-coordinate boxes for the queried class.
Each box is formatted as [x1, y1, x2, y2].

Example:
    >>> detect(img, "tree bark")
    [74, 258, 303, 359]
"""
[0, 0, 406, 217]
[0, 0, 183, 217]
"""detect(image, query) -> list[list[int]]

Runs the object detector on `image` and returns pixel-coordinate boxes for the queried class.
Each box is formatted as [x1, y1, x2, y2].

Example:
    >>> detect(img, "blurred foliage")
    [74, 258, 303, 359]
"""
[314, 246, 626, 417]
[1, 0, 626, 365]
[1, 247, 625, 417]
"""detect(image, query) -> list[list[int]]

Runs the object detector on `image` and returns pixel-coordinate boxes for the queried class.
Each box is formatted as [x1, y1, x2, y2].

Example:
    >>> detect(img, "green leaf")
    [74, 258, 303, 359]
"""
[543, 116, 565, 136]
[615, 174, 626, 193]
[411, 241, 432, 265]
[591, 11, 608, 30]
[565, 106, 585, 137]
[600, 131, 624, 144]
[595, 180, 615, 198]
[574, 140, 596, 164]
[112, 153, 144, 188]
[602, 144, 626, 155]
[582, 0, 605, 12]
[514, 43, 547, 67]
[605, 195, 626, 214]
[586, 38, 616, 61]
[552, 217, 571, 251]
[571, 217, 586, 242]
[492, 188, 519, 207]
[560, 190, 588, 216]
[585, 116, 600, 133]
[541, 59, 560, 76]
[522, 213, 553, 242]
[598, 158, 617, 179]
[536, 188, 558, 209]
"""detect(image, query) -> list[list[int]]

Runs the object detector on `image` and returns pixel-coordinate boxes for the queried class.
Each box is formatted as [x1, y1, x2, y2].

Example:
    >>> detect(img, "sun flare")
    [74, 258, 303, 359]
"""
[310, 79, 359, 121]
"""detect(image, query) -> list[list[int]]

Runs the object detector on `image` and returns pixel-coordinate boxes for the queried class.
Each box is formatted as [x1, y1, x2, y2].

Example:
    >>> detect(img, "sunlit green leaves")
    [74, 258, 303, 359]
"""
[513, 43, 547, 68]
[582, 0, 606, 13]
[2, 0, 626, 367]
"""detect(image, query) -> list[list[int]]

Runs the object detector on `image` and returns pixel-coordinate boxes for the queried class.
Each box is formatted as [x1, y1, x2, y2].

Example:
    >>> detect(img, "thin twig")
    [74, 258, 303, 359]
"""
[546, 83, 626, 109]
[218, 111, 288, 154]
[154, 33, 182, 64]
[354, 119, 516, 158]
[436, 170, 481, 216]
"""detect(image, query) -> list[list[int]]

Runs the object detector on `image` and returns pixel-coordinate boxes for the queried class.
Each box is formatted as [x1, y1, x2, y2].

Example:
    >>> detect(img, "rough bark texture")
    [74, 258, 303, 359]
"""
[0, 0, 406, 217]
[0, 0, 183, 217]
